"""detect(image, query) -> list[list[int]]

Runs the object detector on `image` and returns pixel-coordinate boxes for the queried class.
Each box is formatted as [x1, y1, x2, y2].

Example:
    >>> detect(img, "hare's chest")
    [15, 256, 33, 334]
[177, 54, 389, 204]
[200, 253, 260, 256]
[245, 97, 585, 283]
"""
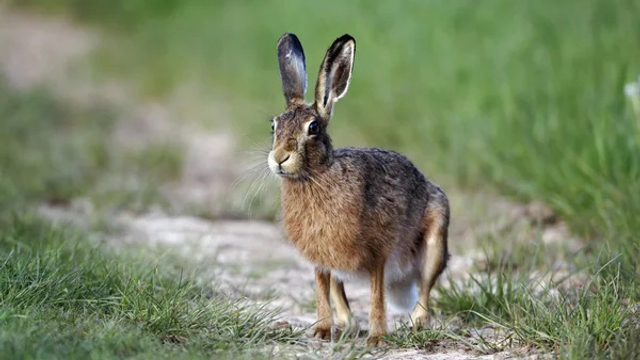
[281, 181, 364, 270]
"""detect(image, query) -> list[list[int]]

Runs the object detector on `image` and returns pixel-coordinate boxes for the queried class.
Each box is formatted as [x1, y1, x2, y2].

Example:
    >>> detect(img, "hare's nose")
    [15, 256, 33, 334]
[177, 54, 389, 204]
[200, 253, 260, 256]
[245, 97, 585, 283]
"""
[278, 155, 291, 166]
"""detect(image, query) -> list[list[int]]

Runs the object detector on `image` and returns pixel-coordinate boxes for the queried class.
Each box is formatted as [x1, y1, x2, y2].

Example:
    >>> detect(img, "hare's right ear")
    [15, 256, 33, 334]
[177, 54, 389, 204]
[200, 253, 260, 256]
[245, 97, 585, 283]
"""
[277, 33, 307, 106]
[314, 34, 356, 120]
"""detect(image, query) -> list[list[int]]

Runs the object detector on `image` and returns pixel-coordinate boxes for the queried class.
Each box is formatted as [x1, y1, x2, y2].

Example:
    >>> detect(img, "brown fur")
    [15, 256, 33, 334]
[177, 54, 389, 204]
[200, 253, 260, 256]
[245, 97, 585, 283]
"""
[313, 269, 332, 339]
[282, 175, 364, 270]
[368, 262, 386, 345]
[411, 203, 450, 326]
[270, 33, 450, 344]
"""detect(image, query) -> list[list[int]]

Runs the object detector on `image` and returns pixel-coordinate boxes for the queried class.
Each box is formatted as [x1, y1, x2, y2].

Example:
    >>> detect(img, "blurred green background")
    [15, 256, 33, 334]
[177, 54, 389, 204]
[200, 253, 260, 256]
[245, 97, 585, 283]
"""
[9, 0, 640, 251]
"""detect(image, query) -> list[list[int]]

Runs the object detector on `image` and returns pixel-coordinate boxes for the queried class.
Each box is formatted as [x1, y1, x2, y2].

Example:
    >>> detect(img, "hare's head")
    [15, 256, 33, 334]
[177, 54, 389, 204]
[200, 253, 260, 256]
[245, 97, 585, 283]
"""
[268, 33, 355, 180]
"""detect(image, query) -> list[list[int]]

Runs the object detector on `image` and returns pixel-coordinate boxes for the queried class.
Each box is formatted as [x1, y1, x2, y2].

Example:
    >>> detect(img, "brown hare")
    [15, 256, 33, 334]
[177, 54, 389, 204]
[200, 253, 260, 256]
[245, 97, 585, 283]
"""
[268, 33, 450, 346]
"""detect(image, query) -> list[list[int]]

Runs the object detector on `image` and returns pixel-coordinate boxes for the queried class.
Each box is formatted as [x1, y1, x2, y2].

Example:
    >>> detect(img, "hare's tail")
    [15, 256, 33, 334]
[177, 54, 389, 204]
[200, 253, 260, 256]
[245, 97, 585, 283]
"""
[386, 278, 418, 314]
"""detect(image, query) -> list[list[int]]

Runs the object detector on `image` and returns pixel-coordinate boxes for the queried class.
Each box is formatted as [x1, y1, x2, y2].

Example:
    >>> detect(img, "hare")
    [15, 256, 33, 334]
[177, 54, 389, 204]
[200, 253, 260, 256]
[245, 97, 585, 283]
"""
[268, 33, 450, 346]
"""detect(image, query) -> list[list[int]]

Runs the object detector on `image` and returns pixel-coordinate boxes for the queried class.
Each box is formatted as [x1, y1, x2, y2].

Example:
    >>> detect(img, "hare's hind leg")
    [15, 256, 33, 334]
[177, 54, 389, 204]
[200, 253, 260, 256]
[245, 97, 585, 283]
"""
[410, 203, 450, 328]
[367, 262, 387, 346]
[330, 276, 358, 335]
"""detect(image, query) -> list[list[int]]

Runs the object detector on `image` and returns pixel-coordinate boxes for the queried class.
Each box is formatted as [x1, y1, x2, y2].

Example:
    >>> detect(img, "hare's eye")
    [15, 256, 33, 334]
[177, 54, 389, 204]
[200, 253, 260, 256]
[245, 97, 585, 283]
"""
[271, 121, 275, 132]
[308, 121, 319, 135]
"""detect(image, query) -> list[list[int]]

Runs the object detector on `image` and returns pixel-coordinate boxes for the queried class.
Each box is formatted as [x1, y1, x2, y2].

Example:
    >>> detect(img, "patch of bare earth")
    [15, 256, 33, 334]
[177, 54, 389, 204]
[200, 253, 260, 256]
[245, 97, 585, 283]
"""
[2, 9, 577, 359]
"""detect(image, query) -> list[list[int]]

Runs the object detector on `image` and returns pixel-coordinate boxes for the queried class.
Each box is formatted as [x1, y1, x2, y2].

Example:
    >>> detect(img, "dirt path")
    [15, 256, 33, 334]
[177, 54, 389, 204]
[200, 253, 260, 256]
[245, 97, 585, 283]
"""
[2, 8, 573, 359]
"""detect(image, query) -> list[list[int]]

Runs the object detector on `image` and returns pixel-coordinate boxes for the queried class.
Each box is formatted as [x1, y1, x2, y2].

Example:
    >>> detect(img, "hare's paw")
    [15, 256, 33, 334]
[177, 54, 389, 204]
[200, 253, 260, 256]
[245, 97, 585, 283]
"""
[366, 334, 386, 347]
[310, 324, 331, 340]
[411, 314, 430, 332]
[336, 316, 359, 337]
[410, 305, 430, 331]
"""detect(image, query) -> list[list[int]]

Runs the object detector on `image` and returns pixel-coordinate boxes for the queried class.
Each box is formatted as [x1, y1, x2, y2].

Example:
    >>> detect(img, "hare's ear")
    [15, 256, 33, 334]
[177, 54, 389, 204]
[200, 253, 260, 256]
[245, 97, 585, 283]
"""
[277, 33, 307, 106]
[314, 34, 356, 120]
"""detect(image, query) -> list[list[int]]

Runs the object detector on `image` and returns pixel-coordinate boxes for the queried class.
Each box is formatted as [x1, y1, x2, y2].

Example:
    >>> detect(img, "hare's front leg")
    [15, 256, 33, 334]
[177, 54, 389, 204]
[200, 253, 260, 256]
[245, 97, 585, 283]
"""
[312, 268, 333, 340]
[367, 262, 386, 346]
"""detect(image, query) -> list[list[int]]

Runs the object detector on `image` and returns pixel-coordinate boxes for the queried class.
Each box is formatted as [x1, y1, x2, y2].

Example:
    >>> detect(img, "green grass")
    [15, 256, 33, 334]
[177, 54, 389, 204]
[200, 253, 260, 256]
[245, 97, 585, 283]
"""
[431, 255, 640, 359]
[0, 216, 297, 360]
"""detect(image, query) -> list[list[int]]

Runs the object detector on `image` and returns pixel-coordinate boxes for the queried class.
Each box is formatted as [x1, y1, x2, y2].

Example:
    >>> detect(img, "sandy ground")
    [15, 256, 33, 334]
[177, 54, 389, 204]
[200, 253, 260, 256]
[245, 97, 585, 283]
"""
[1, 8, 577, 359]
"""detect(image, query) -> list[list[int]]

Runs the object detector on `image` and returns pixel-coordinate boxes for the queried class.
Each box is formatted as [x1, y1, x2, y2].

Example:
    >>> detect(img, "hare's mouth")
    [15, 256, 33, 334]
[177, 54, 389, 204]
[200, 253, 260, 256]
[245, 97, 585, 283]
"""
[274, 166, 299, 178]
[273, 167, 302, 180]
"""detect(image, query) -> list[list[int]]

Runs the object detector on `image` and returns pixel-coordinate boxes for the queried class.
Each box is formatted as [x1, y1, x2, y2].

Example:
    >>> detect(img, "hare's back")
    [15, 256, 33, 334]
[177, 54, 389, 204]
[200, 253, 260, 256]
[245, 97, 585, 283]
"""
[334, 147, 429, 190]
[333, 147, 432, 216]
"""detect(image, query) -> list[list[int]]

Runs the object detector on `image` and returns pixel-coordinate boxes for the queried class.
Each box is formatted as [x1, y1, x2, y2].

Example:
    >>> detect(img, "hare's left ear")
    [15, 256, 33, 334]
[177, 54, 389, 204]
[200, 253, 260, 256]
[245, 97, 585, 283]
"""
[314, 34, 356, 120]
[277, 33, 307, 106]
